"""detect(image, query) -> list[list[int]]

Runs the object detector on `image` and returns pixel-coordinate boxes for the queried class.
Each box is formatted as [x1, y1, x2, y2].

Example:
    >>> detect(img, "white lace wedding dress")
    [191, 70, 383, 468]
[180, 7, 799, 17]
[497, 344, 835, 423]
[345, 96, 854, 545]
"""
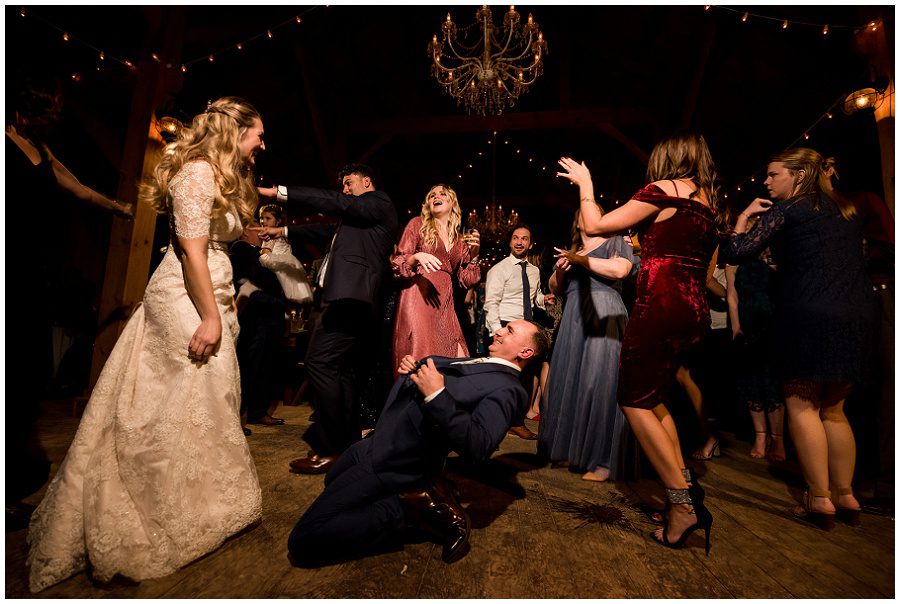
[26, 161, 262, 592]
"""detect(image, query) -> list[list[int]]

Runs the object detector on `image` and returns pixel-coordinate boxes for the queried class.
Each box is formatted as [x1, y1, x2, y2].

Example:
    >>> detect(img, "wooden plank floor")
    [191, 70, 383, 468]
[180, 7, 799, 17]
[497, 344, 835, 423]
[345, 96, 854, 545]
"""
[6, 401, 895, 598]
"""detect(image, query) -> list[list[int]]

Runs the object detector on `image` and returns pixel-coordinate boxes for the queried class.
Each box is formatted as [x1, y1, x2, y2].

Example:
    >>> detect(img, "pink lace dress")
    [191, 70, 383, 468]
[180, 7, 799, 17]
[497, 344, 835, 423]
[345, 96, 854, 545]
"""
[391, 217, 480, 374]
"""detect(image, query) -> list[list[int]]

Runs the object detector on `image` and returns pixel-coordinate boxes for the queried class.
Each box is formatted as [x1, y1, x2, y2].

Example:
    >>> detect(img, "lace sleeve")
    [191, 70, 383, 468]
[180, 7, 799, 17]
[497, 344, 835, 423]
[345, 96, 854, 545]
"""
[723, 204, 784, 264]
[170, 161, 216, 240]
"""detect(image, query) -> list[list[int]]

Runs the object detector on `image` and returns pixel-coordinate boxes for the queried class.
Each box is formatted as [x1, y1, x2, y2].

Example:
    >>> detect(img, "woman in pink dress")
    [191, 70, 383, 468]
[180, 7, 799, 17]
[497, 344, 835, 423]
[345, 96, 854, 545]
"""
[392, 184, 481, 374]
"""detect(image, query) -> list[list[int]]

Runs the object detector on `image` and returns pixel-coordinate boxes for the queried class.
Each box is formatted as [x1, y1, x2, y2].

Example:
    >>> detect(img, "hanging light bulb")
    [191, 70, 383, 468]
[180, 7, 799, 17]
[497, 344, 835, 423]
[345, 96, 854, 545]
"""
[151, 53, 160, 62]
[208, 54, 214, 62]
[295, 15, 302, 23]
[741, 12, 748, 22]
[19, 7, 25, 17]
[181, 64, 187, 73]
[62, 32, 70, 41]
[267, 29, 273, 38]
[236, 42, 243, 50]
[782, 20, 788, 30]
[822, 24, 829, 35]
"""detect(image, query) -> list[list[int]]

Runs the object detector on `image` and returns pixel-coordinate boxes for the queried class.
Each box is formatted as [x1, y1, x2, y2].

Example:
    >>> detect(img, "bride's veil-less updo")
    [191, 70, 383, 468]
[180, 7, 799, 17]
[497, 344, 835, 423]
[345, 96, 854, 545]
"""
[141, 96, 260, 226]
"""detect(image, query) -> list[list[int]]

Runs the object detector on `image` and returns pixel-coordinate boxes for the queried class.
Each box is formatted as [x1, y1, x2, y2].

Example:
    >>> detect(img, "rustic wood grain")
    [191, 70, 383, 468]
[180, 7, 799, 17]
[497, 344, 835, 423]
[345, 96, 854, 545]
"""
[6, 405, 894, 598]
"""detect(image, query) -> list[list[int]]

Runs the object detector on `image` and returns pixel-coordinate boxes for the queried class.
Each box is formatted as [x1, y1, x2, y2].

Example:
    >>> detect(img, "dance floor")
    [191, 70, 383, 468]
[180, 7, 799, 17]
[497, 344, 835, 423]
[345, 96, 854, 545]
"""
[6, 400, 894, 598]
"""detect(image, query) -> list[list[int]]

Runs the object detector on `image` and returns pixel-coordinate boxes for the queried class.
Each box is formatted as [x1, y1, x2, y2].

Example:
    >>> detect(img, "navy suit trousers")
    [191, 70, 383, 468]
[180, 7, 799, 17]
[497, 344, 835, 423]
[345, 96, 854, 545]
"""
[288, 438, 406, 565]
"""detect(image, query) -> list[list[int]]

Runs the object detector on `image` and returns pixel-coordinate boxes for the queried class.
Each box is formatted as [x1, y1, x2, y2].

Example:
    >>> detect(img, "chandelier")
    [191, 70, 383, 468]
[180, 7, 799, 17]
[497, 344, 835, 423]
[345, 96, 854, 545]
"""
[466, 131, 519, 253]
[427, 5, 548, 116]
[467, 203, 518, 244]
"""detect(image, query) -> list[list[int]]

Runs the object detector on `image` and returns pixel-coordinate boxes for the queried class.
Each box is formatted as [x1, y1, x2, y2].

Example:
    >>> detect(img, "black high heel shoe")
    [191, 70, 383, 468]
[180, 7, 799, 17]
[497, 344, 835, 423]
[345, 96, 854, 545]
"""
[651, 487, 713, 555]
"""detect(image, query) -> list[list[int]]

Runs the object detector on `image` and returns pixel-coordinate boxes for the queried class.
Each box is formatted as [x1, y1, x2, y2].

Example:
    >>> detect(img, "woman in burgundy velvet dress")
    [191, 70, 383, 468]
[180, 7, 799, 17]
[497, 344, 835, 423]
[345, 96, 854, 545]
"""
[392, 184, 481, 375]
[558, 133, 726, 553]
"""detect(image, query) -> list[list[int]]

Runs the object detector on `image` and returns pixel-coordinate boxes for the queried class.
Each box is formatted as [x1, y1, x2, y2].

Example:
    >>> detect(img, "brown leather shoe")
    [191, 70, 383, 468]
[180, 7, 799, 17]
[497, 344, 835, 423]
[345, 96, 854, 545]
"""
[508, 425, 537, 440]
[399, 477, 470, 563]
[289, 454, 338, 474]
[249, 414, 286, 426]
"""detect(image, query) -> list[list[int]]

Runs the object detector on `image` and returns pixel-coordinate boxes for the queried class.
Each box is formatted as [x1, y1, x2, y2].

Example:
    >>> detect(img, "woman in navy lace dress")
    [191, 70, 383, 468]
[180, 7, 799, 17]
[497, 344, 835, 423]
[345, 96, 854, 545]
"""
[723, 148, 876, 530]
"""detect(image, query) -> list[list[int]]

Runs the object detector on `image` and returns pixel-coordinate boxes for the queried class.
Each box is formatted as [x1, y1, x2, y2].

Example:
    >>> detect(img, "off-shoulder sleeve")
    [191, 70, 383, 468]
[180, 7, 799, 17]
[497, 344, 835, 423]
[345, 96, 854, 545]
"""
[455, 240, 481, 290]
[170, 161, 216, 240]
[722, 204, 785, 264]
[392, 218, 423, 280]
[631, 183, 672, 206]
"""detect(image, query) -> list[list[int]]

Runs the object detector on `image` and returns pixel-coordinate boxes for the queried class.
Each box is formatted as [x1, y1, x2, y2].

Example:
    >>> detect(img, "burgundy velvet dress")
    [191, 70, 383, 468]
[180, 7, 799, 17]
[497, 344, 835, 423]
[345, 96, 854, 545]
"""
[617, 183, 719, 409]
[392, 217, 481, 375]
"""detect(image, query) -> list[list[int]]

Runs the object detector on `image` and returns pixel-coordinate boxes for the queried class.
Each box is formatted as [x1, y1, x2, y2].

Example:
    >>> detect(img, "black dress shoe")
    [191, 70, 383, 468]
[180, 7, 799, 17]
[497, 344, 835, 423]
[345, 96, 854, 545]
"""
[289, 454, 338, 474]
[399, 477, 470, 563]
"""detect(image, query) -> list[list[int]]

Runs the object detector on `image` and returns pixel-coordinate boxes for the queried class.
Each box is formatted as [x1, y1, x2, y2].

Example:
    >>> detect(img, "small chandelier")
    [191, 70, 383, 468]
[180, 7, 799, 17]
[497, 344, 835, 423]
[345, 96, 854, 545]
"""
[467, 130, 518, 252]
[468, 203, 518, 245]
[427, 5, 548, 116]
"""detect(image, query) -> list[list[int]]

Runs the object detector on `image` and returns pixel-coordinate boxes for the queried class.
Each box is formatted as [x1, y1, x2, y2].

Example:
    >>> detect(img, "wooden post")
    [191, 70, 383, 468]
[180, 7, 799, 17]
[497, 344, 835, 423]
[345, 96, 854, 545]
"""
[89, 7, 185, 387]
[855, 12, 894, 215]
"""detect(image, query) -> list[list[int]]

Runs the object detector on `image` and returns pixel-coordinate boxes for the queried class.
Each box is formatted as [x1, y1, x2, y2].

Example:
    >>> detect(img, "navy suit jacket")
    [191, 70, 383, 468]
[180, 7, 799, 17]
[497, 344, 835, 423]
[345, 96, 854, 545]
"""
[286, 187, 398, 307]
[369, 356, 529, 486]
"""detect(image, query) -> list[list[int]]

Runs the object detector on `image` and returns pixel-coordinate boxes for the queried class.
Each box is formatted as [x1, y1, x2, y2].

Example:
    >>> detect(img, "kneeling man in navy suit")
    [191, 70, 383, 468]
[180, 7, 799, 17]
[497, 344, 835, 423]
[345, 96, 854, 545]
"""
[288, 319, 549, 565]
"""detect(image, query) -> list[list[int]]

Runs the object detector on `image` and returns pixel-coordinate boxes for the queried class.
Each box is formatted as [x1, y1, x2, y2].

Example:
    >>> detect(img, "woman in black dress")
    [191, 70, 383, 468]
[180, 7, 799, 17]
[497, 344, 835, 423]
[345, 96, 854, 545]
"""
[724, 148, 876, 529]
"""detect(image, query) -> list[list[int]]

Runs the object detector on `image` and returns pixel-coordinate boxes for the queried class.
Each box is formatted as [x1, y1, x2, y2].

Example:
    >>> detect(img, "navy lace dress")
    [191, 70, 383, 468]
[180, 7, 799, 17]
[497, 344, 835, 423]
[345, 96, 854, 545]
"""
[723, 193, 876, 390]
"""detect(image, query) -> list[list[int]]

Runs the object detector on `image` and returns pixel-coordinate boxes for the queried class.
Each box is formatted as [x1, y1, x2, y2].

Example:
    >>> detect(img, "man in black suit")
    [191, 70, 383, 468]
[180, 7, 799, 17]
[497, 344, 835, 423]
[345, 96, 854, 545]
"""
[286, 320, 550, 566]
[258, 165, 398, 474]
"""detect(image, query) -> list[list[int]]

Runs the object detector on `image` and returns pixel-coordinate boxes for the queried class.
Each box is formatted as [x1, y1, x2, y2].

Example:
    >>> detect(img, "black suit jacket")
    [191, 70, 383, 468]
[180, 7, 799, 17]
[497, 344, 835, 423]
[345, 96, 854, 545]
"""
[286, 187, 398, 307]
[369, 356, 529, 486]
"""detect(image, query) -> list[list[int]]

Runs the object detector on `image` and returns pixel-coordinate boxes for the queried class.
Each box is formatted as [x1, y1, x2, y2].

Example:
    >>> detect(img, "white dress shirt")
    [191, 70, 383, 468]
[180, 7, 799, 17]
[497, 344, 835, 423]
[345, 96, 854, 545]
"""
[483, 254, 545, 335]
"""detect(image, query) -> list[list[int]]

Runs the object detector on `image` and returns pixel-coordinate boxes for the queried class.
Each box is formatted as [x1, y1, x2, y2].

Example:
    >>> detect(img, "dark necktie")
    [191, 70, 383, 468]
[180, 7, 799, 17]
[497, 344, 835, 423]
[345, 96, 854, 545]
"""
[518, 260, 533, 321]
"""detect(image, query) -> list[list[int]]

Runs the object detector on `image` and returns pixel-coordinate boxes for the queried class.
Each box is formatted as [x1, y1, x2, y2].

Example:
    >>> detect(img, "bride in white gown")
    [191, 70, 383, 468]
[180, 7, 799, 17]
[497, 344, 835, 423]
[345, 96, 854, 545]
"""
[27, 97, 266, 592]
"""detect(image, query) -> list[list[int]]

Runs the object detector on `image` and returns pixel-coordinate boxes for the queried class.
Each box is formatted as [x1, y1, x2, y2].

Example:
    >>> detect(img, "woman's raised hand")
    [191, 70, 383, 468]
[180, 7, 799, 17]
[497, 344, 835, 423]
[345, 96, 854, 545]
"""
[553, 246, 585, 268]
[412, 252, 443, 273]
[557, 157, 593, 189]
[742, 198, 773, 217]
[464, 229, 481, 257]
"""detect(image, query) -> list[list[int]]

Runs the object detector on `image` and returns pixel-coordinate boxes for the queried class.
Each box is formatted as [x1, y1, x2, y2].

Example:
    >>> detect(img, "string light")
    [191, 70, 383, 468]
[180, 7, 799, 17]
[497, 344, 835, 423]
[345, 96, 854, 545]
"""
[17, 6, 321, 81]
[726, 92, 852, 199]
[707, 6, 873, 34]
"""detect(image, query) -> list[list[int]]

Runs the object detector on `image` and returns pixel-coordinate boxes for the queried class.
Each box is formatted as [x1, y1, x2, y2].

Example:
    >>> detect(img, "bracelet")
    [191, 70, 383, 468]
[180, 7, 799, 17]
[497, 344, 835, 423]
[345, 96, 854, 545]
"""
[580, 196, 595, 204]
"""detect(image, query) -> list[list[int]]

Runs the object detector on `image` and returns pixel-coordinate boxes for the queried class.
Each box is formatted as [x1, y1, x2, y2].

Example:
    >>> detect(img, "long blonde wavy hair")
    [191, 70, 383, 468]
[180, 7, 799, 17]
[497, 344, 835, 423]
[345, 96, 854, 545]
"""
[140, 96, 260, 225]
[646, 132, 727, 235]
[419, 184, 462, 248]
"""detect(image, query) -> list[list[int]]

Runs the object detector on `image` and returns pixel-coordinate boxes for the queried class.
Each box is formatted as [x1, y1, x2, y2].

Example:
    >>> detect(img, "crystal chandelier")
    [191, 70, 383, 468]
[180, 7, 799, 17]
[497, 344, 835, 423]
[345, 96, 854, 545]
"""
[427, 5, 548, 116]
[466, 131, 518, 249]
[467, 203, 519, 244]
